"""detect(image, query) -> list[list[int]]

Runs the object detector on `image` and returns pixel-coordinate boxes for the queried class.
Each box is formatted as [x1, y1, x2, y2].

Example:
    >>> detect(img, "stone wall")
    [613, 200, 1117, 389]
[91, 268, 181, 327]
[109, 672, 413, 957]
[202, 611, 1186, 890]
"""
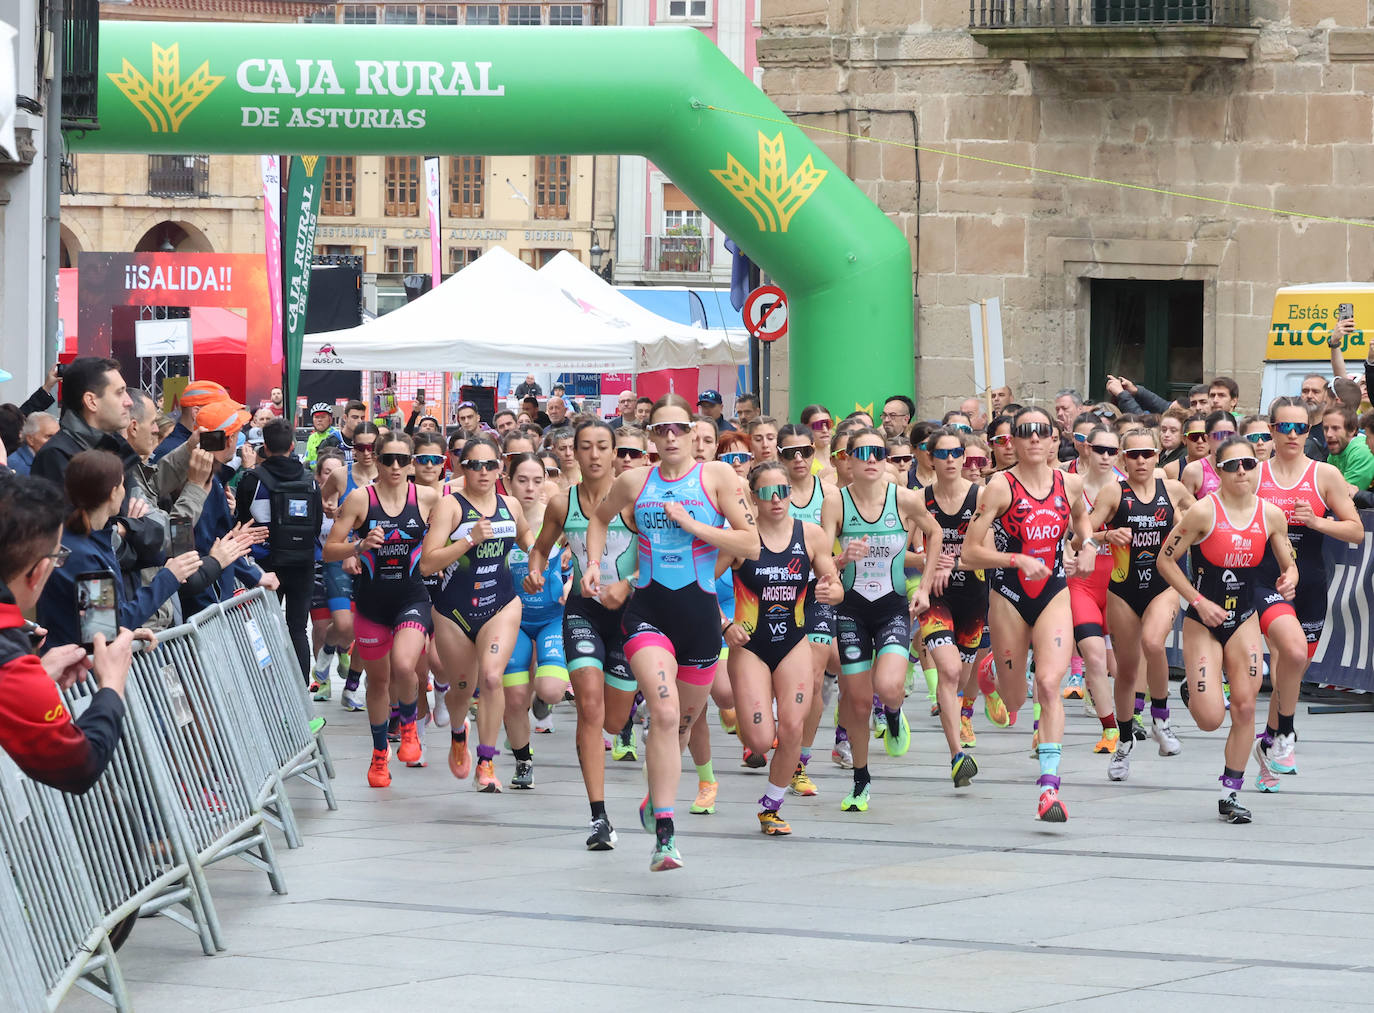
[760, 0, 1374, 416]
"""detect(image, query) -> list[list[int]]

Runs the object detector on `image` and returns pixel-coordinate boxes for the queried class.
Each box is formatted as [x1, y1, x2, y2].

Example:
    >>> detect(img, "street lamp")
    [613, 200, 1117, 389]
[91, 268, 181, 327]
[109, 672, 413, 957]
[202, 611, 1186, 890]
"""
[589, 233, 604, 272]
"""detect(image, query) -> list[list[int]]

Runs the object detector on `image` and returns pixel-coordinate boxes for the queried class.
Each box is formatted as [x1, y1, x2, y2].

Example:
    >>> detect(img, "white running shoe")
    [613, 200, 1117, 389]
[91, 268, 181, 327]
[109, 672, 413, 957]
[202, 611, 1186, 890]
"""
[431, 691, 450, 728]
[533, 711, 555, 735]
[313, 646, 337, 685]
[1107, 739, 1132, 782]
[1082, 690, 1097, 719]
[341, 684, 365, 712]
[831, 738, 854, 769]
[1151, 718, 1182, 756]
[1268, 732, 1297, 774]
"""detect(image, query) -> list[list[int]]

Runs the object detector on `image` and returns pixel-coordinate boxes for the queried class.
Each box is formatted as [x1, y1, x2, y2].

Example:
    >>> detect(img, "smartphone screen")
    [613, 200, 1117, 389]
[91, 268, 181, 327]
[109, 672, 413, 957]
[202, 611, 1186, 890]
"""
[416, 388, 426, 403]
[200, 430, 227, 452]
[77, 571, 119, 651]
[170, 519, 195, 555]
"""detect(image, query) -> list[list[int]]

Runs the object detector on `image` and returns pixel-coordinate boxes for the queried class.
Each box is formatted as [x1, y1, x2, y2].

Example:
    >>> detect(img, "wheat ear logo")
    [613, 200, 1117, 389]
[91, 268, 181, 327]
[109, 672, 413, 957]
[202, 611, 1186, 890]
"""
[299, 156, 321, 176]
[711, 131, 827, 234]
[108, 43, 223, 134]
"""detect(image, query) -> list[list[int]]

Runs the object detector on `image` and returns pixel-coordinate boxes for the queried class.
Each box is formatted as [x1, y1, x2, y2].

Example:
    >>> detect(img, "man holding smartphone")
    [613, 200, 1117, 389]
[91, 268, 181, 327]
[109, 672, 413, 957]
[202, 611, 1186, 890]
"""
[0, 473, 135, 795]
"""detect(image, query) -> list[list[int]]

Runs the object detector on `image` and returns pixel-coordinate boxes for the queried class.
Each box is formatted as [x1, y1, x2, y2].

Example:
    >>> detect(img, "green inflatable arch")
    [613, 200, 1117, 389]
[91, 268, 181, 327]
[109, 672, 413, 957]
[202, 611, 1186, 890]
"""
[74, 22, 914, 413]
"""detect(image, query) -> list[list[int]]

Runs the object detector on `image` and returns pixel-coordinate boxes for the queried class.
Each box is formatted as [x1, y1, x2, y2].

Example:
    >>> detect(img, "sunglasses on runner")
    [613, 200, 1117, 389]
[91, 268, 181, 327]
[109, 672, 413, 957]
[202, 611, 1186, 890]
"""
[949, 424, 973, 434]
[1185, 430, 1207, 442]
[809, 419, 833, 433]
[963, 456, 989, 469]
[720, 451, 753, 465]
[647, 421, 693, 437]
[615, 447, 645, 459]
[1123, 448, 1157, 460]
[1072, 432, 1089, 443]
[1208, 430, 1236, 442]
[379, 453, 412, 468]
[989, 433, 1012, 447]
[1218, 456, 1259, 473]
[545, 466, 561, 477]
[1275, 421, 1310, 435]
[462, 458, 502, 472]
[1245, 432, 1273, 444]
[354, 441, 376, 454]
[414, 454, 445, 467]
[850, 444, 887, 462]
[1088, 444, 1119, 457]
[930, 446, 964, 460]
[754, 483, 790, 501]
[888, 454, 914, 466]
[779, 445, 815, 460]
[1013, 422, 1054, 439]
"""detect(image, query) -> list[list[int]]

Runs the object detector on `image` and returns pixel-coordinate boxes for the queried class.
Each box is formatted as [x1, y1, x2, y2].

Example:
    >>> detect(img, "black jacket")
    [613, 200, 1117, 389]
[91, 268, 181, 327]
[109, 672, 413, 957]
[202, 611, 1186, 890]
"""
[234, 454, 322, 569]
[29, 411, 122, 486]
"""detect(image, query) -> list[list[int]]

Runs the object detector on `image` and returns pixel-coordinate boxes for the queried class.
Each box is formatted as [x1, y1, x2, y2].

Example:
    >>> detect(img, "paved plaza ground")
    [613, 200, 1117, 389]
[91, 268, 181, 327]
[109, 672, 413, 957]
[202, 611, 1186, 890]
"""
[64, 689, 1374, 1012]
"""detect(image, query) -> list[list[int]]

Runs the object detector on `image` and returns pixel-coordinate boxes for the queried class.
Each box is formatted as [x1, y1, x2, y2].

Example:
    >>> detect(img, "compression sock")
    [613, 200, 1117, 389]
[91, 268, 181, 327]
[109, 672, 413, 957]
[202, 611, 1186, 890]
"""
[1117, 717, 1135, 742]
[1150, 694, 1169, 722]
[759, 783, 786, 812]
[884, 706, 903, 737]
[1220, 767, 1245, 797]
[369, 722, 389, 752]
[590, 800, 607, 821]
[1134, 692, 1146, 716]
[398, 698, 418, 728]
[924, 667, 939, 699]
[1277, 713, 1296, 736]
[1036, 742, 1063, 791]
[512, 743, 532, 763]
[695, 760, 716, 784]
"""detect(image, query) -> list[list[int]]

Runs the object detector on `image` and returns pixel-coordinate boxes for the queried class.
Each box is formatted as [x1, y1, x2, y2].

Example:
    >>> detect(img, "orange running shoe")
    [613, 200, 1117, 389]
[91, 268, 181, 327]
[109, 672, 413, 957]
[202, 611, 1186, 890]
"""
[367, 747, 391, 788]
[397, 722, 422, 765]
[1092, 728, 1120, 755]
[447, 719, 472, 780]
[474, 757, 502, 793]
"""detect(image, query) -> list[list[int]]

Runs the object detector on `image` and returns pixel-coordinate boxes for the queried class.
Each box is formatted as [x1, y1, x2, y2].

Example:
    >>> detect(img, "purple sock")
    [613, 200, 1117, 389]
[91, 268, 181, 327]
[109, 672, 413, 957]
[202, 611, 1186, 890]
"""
[960, 705, 974, 719]
[1220, 773, 1244, 792]
[398, 699, 418, 727]
[872, 693, 882, 711]
[834, 726, 849, 744]
[476, 744, 497, 762]
[1150, 704, 1170, 721]
[759, 793, 784, 812]
[344, 672, 361, 691]
[799, 750, 812, 766]
[1036, 773, 1061, 790]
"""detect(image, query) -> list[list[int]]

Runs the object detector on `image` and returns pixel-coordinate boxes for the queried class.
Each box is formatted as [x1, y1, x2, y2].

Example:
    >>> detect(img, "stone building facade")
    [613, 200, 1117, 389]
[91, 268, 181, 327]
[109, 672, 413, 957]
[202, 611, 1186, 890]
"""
[759, 0, 1374, 415]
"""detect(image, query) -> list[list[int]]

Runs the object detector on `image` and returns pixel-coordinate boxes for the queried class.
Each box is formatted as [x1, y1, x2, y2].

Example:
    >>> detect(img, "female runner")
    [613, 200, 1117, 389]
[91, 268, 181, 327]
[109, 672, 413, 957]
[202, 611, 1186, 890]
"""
[322, 432, 437, 787]
[502, 452, 568, 789]
[525, 419, 639, 850]
[1156, 437, 1296, 824]
[915, 427, 988, 788]
[1086, 428, 1192, 781]
[1179, 411, 1236, 497]
[583, 395, 758, 871]
[408, 431, 458, 740]
[309, 449, 355, 703]
[781, 423, 840, 795]
[719, 460, 843, 834]
[799, 404, 838, 484]
[988, 416, 1018, 472]
[962, 407, 1096, 822]
[421, 435, 534, 793]
[833, 428, 926, 813]
[1164, 412, 1209, 482]
[614, 427, 649, 476]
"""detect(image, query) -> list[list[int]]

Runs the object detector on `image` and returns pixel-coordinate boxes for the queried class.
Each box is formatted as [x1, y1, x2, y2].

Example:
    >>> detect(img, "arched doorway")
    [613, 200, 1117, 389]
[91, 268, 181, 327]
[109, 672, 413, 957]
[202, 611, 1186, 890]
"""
[133, 220, 214, 254]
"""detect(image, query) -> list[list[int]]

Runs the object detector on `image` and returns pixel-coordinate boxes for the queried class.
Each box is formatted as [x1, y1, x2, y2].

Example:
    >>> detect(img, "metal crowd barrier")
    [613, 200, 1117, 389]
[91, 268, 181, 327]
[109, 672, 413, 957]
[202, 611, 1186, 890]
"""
[1, 588, 336, 1010]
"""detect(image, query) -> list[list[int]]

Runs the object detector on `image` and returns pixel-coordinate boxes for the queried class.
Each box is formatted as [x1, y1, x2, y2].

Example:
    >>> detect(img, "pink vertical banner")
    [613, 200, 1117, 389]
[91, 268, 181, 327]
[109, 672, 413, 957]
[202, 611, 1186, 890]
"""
[261, 155, 284, 366]
[424, 156, 442, 290]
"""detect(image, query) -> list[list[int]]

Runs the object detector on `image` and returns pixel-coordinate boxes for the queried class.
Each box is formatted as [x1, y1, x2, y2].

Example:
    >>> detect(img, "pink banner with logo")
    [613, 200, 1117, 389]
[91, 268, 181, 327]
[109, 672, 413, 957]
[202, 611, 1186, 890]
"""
[425, 156, 442, 290]
[261, 155, 284, 365]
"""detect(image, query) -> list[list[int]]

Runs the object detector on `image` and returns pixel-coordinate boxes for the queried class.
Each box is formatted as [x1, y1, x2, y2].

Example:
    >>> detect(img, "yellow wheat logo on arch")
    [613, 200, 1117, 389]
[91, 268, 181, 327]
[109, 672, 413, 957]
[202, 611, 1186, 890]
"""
[108, 43, 223, 134]
[712, 132, 827, 234]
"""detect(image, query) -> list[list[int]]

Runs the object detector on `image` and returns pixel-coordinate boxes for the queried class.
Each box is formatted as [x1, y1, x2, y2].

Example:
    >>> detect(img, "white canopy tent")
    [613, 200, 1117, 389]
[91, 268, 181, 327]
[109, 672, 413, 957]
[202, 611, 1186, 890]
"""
[538, 251, 747, 367]
[309, 246, 745, 373]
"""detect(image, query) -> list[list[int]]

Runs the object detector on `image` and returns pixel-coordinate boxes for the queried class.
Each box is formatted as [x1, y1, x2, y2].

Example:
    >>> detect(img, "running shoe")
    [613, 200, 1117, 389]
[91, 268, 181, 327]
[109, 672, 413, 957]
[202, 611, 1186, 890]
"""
[1082, 690, 1097, 718]
[511, 759, 534, 789]
[341, 685, 365, 712]
[397, 722, 422, 765]
[841, 782, 871, 812]
[831, 739, 854, 769]
[1151, 718, 1182, 756]
[337, 650, 351, 680]
[882, 709, 911, 758]
[638, 794, 654, 833]
[984, 691, 1011, 729]
[1108, 739, 1132, 782]
[1268, 732, 1297, 775]
[431, 690, 450, 728]
[532, 712, 555, 735]
[474, 758, 502, 793]
[929, 701, 940, 718]
[310, 676, 332, 702]
[742, 747, 767, 768]
[1092, 728, 1119, 755]
[367, 747, 391, 788]
[959, 714, 976, 749]
[1132, 713, 1148, 742]
[447, 720, 472, 780]
[872, 710, 886, 740]
[789, 764, 819, 796]
[313, 646, 337, 683]
[976, 653, 997, 696]
[1253, 738, 1280, 793]
[690, 780, 718, 814]
[719, 707, 738, 735]
[1037, 787, 1068, 822]
[612, 727, 638, 761]
[531, 696, 551, 723]
[758, 810, 792, 835]
[1218, 791, 1252, 824]
[1028, 728, 1040, 759]
[649, 833, 683, 871]
[822, 672, 837, 708]
[951, 751, 978, 788]
[1061, 671, 1084, 700]
[586, 816, 617, 851]
[387, 713, 402, 742]
[904, 667, 918, 697]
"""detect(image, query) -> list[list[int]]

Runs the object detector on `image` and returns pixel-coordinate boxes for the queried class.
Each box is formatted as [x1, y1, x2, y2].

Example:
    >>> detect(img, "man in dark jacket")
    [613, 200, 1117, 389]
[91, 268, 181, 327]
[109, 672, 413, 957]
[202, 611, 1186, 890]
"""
[29, 357, 131, 485]
[234, 418, 321, 678]
[0, 473, 135, 795]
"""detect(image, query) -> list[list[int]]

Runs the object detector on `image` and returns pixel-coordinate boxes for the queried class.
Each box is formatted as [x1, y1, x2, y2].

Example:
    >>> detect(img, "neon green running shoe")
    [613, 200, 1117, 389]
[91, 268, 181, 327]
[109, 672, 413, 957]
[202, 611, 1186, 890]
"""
[841, 782, 871, 812]
[882, 709, 911, 758]
[951, 751, 978, 788]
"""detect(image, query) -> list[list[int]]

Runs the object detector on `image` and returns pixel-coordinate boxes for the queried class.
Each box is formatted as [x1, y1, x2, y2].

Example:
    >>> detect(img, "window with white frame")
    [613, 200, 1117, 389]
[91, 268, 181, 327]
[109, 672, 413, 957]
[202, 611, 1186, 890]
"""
[664, 209, 704, 233]
[664, 0, 708, 18]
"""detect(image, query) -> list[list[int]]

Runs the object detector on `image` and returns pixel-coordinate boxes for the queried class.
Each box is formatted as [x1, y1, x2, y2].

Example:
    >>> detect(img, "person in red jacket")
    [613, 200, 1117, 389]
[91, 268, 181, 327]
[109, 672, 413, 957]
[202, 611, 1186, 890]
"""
[0, 472, 136, 795]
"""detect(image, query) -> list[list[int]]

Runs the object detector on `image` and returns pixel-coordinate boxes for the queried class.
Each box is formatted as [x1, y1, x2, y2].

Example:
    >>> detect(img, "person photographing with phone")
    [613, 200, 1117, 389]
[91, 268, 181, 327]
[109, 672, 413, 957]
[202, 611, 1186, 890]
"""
[0, 473, 138, 794]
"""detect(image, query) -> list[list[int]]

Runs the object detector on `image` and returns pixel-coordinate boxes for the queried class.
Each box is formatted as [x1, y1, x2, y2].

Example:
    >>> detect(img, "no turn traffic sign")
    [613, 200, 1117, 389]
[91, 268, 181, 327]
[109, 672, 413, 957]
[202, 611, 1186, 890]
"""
[743, 285, 788, 343]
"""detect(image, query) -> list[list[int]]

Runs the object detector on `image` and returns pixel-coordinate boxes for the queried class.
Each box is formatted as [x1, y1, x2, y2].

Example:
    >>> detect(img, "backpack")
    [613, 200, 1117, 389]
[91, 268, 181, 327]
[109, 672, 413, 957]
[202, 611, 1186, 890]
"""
[251, 465, 321, 568]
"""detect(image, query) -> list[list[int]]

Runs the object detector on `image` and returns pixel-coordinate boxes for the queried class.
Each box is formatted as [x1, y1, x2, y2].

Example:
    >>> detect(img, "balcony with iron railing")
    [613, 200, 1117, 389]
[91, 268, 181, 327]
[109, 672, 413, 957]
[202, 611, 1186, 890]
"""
[147, 156, 210, 198]
[644, 234, 713, 275]
[969, 0, 1258, 72]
